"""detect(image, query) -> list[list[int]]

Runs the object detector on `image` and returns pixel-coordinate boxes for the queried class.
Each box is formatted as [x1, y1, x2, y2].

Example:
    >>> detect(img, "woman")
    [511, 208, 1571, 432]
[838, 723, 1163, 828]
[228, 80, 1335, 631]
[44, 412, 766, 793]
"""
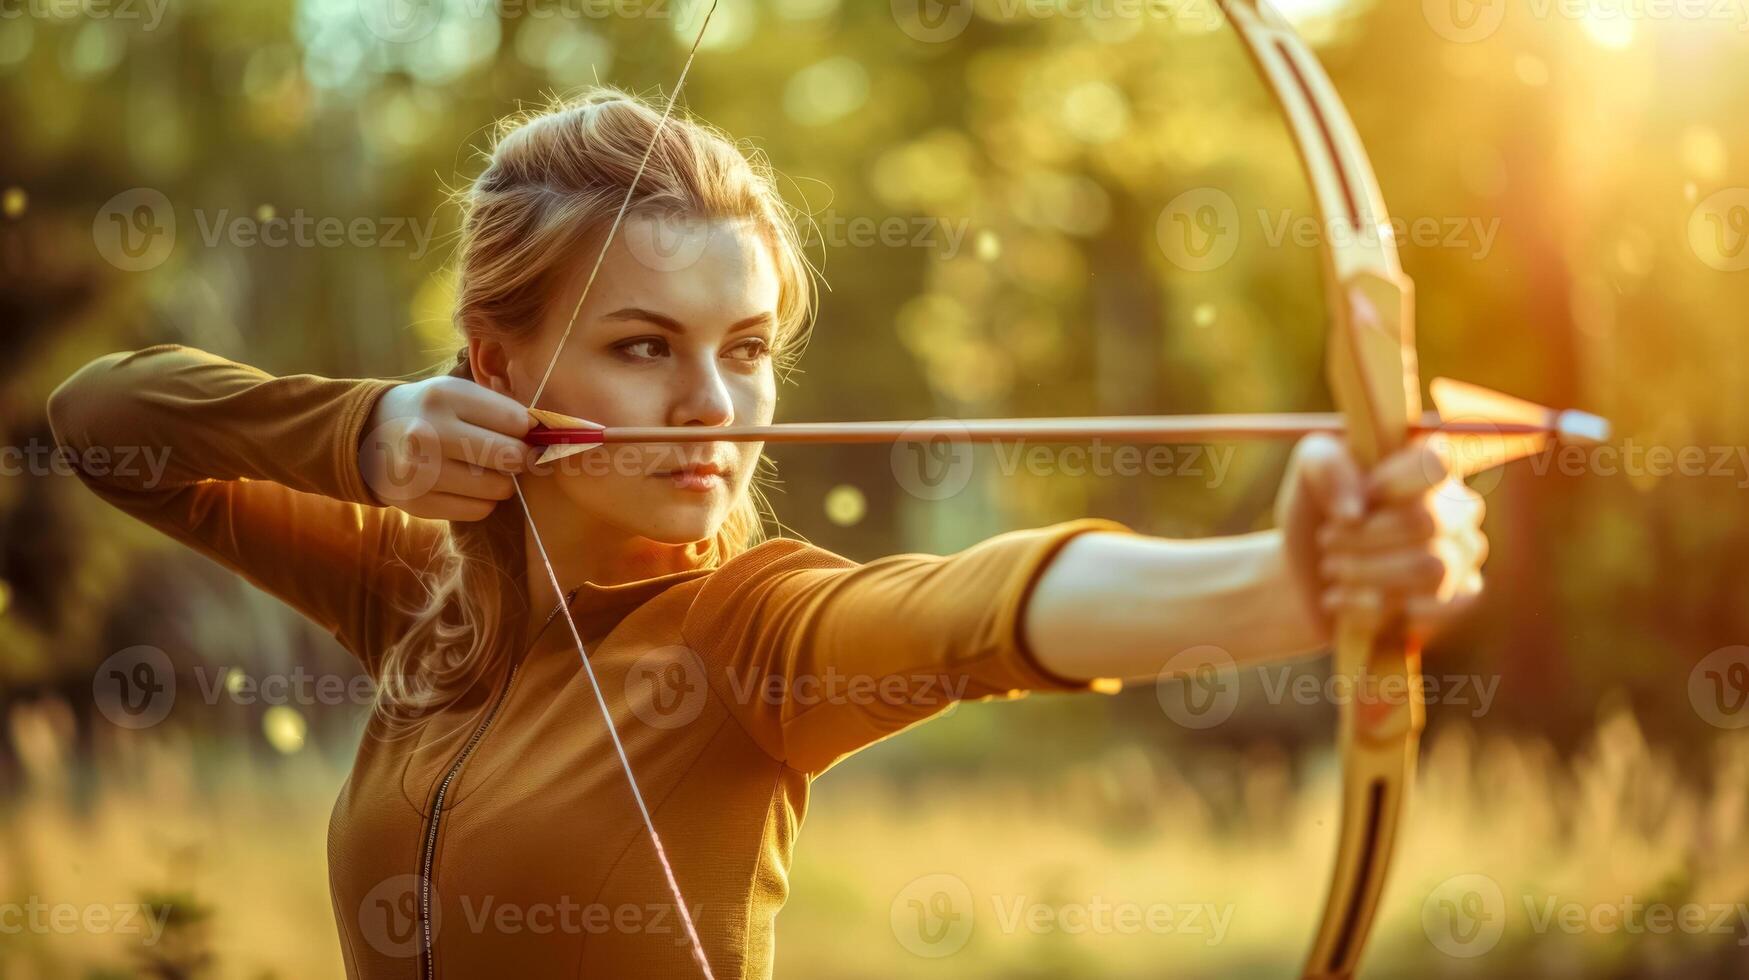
[48, 91, 1486, 979]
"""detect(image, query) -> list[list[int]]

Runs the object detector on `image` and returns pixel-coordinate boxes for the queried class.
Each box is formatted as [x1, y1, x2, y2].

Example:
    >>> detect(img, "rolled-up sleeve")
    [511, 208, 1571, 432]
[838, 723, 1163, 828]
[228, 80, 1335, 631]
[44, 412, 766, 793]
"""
[682, 520, 1131, 774]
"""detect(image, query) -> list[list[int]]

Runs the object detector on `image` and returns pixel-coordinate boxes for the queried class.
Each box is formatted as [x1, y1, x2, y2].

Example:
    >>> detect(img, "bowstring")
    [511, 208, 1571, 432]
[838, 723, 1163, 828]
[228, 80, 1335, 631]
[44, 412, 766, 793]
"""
[512, 3, 720, 977]
[516, 487, 715, 978]
[529, 1, 720, 410]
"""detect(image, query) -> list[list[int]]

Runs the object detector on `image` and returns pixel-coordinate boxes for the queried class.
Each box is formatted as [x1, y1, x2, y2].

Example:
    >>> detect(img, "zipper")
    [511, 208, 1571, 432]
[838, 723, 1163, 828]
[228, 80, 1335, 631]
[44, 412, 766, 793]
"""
[417, 591, 576, 980]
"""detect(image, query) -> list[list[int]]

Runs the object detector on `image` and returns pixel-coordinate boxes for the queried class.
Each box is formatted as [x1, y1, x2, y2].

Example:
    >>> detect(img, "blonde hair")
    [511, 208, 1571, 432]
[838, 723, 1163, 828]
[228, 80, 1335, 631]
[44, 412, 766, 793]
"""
[374, 90, 815, 727]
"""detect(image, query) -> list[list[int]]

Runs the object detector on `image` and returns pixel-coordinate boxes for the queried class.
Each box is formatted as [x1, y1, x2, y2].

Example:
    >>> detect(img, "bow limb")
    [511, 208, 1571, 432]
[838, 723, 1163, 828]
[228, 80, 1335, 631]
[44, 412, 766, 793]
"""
[514, 3, 721, 978]
[1215, 3, 1423, 978]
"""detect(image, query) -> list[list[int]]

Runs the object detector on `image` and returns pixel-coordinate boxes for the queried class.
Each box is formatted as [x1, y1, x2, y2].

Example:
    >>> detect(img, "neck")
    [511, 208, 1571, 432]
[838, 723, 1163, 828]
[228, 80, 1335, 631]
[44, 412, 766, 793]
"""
[514, 476, 700, 633]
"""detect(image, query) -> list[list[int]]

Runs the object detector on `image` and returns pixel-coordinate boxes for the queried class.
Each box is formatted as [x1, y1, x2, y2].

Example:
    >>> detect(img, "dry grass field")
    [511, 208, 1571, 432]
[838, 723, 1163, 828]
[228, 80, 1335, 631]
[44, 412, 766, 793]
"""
[1, 701, 1741, 979]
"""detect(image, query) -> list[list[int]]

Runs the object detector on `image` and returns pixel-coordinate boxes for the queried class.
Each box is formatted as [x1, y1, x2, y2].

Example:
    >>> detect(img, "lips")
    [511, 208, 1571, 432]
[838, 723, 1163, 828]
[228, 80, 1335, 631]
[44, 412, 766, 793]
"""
[654, 461, 726, 492]
[655, 461, 723, 478]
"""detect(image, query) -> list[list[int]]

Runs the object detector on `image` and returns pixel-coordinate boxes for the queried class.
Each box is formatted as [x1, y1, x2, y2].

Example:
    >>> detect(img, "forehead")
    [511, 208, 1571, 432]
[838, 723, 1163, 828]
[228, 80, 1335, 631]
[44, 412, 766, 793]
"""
[591, 213, 780, 318]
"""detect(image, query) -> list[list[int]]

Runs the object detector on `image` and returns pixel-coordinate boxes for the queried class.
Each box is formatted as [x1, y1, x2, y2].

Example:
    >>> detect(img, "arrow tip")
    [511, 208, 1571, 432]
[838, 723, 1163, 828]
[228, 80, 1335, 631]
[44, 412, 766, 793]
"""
[1555, 409, 1610, 446]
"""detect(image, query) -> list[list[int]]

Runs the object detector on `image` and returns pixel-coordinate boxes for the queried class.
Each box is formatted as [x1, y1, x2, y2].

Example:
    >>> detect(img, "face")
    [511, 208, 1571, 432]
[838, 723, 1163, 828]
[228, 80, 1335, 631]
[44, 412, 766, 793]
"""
[486, 213, 781, 546]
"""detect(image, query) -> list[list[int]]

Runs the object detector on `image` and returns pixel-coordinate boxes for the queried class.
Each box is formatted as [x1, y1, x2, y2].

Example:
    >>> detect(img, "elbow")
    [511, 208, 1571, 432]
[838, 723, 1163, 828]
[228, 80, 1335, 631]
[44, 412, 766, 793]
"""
[47, 354, 112, 451]
[47, 350, 146, 453]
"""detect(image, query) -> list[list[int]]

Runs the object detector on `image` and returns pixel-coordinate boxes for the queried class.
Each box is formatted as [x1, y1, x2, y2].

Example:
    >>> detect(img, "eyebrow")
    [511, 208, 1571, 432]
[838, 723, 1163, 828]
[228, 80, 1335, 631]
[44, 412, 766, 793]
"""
[603, 308, 774, 334]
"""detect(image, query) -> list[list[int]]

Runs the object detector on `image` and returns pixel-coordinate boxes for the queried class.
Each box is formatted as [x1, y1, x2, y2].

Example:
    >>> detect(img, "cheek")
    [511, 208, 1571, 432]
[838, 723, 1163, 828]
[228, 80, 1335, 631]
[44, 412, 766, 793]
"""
[733, 443, 765, 488]
[741, 369, 778, 424]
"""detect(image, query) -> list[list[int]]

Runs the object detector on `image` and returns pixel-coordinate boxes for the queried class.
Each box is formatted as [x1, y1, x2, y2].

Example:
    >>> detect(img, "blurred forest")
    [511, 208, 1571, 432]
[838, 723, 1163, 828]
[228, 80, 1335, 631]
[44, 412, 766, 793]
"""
[2, 0, 1748, 976]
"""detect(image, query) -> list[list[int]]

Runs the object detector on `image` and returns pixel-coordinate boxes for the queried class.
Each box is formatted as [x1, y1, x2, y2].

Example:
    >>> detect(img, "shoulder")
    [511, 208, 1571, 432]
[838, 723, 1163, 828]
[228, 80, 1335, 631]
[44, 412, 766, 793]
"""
[710, 536, 855, 588]
[676, 536, 851, 626]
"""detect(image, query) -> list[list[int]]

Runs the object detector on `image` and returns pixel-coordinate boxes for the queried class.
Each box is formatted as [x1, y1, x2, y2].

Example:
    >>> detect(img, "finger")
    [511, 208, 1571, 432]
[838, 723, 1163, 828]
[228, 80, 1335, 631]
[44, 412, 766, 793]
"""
[1321, 584, 1385, 626]
[1322, 547, 1450, 593]
[1468, 527, 1490, 569]
[448, 381, 536, 438]
[412, 492, 501, 523]
[1320, 505, 1438, 555]
[1368, 439, 1454, 505]
[1322, 482, 1483, 553]
[1432, 525, 1488, 581]
[429, 464, 516, 503]
[1404, 577, 1483, 641]
[442, 422, 538, 475]
[1296, 434, 1367, 523]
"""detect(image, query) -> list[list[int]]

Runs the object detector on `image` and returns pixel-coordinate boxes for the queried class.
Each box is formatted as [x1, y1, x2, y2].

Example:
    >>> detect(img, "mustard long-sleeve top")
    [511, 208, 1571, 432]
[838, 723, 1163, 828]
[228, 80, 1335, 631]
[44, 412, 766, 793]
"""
[48, 345, 1125, 980]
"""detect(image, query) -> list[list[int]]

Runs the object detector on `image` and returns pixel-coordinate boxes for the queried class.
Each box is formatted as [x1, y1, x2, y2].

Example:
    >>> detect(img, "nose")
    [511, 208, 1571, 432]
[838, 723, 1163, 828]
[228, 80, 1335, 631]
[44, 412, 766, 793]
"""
[666, 352, 734, 430]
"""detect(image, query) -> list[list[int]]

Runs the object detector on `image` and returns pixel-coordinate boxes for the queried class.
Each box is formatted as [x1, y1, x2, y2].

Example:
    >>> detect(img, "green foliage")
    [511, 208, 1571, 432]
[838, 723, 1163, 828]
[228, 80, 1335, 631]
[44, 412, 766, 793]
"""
[0, 2, 1745, 974]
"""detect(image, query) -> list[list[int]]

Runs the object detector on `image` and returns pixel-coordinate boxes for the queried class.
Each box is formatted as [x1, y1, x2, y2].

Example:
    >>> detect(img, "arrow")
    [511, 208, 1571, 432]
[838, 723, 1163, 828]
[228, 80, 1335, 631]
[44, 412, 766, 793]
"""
[527, 381, 1609, 474]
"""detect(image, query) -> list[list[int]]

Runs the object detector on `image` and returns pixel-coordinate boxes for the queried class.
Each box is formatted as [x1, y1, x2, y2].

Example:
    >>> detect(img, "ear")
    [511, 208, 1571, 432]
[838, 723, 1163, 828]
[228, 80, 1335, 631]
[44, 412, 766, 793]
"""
[467, 335, 517, 398]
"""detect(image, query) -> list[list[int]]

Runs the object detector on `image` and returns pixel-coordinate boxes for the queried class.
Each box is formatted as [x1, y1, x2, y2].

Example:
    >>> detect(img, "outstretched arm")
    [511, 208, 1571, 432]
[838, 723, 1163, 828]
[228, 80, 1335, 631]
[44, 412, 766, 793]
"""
[1026, 434, 1488, 681]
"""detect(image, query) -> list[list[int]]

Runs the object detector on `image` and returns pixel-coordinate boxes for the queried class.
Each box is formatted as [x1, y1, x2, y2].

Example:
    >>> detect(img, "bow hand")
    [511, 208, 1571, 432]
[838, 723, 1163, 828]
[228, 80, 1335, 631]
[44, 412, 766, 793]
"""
[1278, 434, 1488, 644]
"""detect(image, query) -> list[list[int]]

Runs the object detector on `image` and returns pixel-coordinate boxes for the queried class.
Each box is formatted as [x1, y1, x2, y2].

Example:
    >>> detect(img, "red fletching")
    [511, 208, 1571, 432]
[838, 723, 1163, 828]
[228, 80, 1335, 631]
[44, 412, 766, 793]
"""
[527, 426, 607, 447]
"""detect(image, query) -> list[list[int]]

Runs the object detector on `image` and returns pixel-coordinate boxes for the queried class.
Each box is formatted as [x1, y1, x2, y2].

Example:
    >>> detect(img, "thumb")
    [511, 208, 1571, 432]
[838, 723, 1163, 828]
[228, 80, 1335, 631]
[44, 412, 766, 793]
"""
[1292, 433, 1367, 525]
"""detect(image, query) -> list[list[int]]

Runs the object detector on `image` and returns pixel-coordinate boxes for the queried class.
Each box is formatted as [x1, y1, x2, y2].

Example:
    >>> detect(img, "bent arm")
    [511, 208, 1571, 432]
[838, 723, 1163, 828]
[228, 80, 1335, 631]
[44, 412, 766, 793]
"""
[1025, 529, 1326, 681]
[47, 345, 439, 669]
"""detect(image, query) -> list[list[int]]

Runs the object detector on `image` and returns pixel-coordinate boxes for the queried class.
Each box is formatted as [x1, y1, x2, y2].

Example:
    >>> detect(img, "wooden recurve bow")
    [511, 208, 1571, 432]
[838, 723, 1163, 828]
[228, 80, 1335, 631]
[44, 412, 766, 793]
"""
[514, 4, 1607, 977]
[1216, 2, 1426, 975]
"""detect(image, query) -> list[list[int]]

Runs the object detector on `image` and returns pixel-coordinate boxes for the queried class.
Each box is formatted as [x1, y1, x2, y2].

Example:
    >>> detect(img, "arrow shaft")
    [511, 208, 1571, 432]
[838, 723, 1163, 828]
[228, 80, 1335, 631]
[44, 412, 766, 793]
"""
[526, 413, 1549, 447]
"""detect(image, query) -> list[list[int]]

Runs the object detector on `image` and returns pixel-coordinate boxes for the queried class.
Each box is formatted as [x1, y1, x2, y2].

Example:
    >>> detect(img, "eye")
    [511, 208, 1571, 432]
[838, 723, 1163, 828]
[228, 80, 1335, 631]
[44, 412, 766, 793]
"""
[614, 337, 669, 361]
[725, 337, 770, 362]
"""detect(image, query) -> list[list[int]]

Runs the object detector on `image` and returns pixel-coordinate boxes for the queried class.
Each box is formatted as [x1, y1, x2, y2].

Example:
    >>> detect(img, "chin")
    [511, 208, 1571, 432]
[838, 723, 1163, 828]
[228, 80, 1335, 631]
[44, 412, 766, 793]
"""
[552, 473, 739, 548]
[657, 505, 731, 540]
[612, 496, 728, 546]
